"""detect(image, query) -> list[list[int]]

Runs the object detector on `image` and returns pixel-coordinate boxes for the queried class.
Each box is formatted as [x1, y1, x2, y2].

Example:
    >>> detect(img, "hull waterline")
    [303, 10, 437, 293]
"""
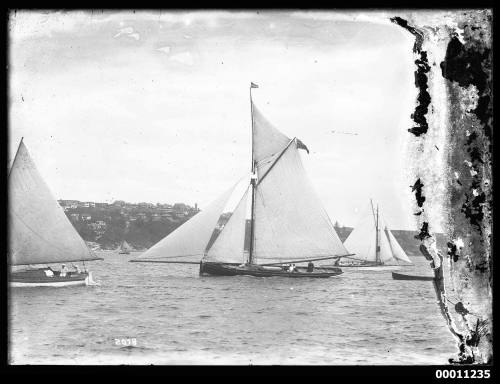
[392, 272, 434, 281]
[200, 262, 343, 278]
[9, 269, 98, 288]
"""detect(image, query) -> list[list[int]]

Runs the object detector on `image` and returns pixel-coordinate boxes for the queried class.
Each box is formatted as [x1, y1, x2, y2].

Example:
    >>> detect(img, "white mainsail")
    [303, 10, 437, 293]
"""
[253, 140, 349, 264]
[343, 206, 378, 262]
[8, 140, 99, 266]
[205, 187, 250, 264]
[131, 185, 236, 263]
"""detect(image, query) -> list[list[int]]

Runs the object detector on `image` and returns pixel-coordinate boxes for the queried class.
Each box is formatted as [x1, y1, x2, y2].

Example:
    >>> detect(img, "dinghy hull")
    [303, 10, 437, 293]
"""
[200, 262, 343, 278]
[392, 272, 434, 281]
[9, 268, 93, 287]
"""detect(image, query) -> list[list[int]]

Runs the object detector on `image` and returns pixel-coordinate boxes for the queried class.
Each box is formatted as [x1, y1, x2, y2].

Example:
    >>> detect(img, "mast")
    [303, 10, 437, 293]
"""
[370, 199, 380, 264]
[375, 204, 381, 264]
[248, 82, 257, 265]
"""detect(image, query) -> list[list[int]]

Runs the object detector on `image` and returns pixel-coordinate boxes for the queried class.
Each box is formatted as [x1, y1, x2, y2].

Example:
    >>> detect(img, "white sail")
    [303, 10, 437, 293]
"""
[378, 224, 395, 263]
[204, 187, 250, 264]
[343, 205, 378, 262]
[8, 140, 98, 265]
[343, 203, 412, 264]
[252, 141, 349, 264]
[131, 185, 235, 263]
[120, 240, 133, 252]
[252, 102, 291, 164]
[385, 226, 413, 263]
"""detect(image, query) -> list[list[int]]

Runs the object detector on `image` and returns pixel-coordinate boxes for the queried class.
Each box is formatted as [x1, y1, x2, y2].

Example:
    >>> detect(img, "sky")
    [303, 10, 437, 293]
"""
[8, 10, 419, 230]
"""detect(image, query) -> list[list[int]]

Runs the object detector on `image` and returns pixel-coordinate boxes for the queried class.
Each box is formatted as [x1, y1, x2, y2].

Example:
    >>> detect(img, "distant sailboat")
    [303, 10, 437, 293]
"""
[337, 200, 413, 271]
[118, 240, 132, 254]
[8, 139, 102, 287]
[131, 84, 352, 277]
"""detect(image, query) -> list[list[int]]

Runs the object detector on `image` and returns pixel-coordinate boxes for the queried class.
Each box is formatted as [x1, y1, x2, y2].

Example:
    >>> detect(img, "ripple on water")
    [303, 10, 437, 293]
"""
[9, 253, 457, 364]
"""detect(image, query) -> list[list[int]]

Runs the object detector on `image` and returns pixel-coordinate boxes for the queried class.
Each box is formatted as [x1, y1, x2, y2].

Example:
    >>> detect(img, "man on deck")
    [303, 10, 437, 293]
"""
[307, 262, 314, 272]
[60, 264, 69, 277]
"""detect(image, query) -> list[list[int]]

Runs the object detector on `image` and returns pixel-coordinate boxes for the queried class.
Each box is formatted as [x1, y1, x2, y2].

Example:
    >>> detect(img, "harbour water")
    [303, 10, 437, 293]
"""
[9, 252, 457, 365]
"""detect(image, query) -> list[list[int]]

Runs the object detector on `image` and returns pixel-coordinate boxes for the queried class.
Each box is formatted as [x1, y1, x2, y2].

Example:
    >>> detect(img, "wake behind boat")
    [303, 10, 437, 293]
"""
[131, 83, 351, 278]
[8, 139, 102, 288]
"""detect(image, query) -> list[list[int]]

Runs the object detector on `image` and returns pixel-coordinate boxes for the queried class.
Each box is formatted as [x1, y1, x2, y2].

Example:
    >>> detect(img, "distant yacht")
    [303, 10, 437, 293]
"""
[118, 240, 132, 254]
[336, 200, 413, 271]
[8, 139, 102, 287]
[131, 83, 352, 277]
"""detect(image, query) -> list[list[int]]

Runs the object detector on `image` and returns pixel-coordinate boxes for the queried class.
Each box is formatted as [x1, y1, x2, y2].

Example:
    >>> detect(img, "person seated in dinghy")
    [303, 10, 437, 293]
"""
[307, 262, 314, 272]
[60, 264, 69, 277]
[71, 264, 81, 274]
[289, 264, 297, 273]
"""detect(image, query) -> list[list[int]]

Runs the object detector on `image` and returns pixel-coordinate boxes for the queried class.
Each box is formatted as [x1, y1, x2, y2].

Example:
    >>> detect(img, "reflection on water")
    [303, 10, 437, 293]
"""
[9, 252, 456, 364]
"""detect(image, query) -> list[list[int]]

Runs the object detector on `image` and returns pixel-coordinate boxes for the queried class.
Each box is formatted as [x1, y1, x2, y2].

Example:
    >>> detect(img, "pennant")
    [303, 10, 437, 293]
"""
[296, 138, 310, 154]
[250, 82, 259, 88]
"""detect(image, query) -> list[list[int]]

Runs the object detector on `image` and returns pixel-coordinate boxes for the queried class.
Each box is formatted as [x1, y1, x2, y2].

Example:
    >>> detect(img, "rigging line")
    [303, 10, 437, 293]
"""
[10, 208, 89, 258]
[256, 138, 295, 186]
[8, 137, 24, 179]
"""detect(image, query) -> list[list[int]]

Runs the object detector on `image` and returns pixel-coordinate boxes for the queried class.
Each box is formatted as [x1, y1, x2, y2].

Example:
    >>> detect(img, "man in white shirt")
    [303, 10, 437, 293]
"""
[60, 264, 69, 277]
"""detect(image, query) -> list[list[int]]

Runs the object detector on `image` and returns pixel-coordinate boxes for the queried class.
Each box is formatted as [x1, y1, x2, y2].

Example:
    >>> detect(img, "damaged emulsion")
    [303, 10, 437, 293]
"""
[441, 35, 491, 234]
[390, 17, 431, 137]
[390, 17, 432, 241]
[392, 14, 492, 364]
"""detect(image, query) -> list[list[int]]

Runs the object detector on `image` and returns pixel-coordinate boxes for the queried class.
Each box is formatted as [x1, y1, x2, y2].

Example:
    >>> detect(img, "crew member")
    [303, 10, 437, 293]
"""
[307, 262, 314, 272]
[60, 264, 69, 277]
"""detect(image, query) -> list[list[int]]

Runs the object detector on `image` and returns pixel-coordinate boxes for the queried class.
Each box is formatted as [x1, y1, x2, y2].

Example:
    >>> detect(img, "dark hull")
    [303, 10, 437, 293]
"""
[10, 268, 89, 287]
[392, 272, 434, 281]
[200, 262, 343, 278]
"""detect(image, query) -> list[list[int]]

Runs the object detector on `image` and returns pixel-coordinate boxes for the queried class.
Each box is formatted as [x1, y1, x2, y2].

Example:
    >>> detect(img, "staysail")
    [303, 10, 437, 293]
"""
[384, 225, 413, 263]
[8, 140, 100, 265]
[205, 187, 250, 264]
[130, 185, 236, 263]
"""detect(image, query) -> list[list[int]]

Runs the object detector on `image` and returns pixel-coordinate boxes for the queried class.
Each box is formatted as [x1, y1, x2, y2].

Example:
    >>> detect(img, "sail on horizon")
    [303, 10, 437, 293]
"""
[343, 202, 413, 264]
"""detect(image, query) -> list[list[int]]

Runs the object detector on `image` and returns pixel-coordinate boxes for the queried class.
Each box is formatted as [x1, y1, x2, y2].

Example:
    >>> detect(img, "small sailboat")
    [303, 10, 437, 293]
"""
[131, 83, 352, 277]
[118, 240, 132, 254]
[334, 200, 413, 271]
[8, 139, 102, 287]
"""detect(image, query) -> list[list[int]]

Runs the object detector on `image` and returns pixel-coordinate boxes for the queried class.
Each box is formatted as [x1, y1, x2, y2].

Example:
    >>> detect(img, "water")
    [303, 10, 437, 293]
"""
[9, 252, 457, 364]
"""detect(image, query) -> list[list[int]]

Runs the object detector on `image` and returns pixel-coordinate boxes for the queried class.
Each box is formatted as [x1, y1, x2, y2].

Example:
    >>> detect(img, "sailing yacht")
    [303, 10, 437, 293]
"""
[337, 200, 413, 271]
[118, 240, 132, 254]
[131, 83, 352, 277]
[8, 139, 102, 287]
